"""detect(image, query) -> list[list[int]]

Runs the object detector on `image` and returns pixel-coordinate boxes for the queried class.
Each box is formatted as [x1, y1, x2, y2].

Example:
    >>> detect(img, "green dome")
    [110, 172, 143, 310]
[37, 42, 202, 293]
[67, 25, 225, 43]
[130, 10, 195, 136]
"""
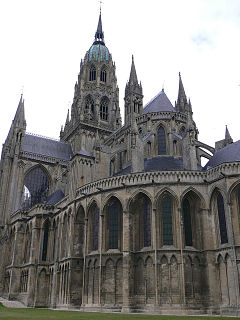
[88, 44, 110, 62]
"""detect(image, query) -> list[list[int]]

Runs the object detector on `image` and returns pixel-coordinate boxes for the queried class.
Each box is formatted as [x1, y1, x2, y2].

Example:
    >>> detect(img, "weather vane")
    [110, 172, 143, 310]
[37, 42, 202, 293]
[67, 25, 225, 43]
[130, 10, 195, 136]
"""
[99, 0, 103, 13]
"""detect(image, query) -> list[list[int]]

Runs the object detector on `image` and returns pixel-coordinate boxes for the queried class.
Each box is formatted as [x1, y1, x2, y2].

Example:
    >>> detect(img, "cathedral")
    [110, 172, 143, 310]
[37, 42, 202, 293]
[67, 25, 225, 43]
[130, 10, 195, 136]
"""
[0, 12, 240, 316]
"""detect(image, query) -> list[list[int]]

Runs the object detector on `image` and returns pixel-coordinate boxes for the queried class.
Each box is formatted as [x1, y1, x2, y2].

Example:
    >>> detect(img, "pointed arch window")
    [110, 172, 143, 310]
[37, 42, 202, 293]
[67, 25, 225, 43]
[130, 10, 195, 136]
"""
[42, 220, 49, 261]
[158, 126, 166, 155]
[93, 205, 99, 251]
[89, 65, 96, 81]
[217, 193, 228, 244]
[162, 196, 173, 245]
[100, 97, 109, 121]
[183, 198, 193, 246]
[108, 199, 122, 249]
[22, 167, 49, 210]
[85, 95, 95, 120]
[144, 196, 151, 247]
[100, 68, 107, 82]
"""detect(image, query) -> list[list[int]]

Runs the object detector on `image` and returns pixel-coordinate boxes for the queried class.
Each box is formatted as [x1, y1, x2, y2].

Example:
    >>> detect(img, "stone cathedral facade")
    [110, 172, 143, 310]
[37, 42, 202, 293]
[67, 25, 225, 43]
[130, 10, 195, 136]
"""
[1, 13, 240, 316]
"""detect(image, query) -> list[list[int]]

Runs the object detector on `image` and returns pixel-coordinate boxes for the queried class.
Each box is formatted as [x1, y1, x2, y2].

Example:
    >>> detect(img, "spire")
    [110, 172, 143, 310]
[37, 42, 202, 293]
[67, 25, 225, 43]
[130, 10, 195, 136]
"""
[225, 125, 233, 143]
[129, 55, 138, 85]
[94, 12, 104, 45]
[177, 72, 187, 105]
[14, 94, 26, 128]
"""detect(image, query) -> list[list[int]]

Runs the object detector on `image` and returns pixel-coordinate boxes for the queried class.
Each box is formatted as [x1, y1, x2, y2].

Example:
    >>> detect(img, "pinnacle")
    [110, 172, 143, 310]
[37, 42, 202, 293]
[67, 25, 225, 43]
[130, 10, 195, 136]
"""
[129, 55, 138, 85]
[225, 125, 233, 142]
[94, 12, 104, 44]
[177, 72, 187, 105]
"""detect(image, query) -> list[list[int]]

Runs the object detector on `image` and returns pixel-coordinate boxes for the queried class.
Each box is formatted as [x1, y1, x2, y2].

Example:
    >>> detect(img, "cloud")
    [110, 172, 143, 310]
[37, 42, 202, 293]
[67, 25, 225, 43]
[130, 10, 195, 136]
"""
[191, 32, 214, 48]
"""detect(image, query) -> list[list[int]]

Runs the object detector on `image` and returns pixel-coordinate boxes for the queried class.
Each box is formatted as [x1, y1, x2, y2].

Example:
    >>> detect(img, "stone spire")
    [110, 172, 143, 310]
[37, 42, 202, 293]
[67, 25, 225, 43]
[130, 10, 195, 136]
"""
[94, 12, 104, 45]
[225, 125, 233, 144]
[124, 56, 143, 125]
[176, 72, 188, 113]
[129, 55, 138, 86]
[14, 94, 26, 129]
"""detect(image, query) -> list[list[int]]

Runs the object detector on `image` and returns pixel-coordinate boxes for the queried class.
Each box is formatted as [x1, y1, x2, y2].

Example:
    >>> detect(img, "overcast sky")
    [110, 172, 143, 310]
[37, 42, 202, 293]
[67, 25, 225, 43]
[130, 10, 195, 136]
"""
[0, 0, 240, 157]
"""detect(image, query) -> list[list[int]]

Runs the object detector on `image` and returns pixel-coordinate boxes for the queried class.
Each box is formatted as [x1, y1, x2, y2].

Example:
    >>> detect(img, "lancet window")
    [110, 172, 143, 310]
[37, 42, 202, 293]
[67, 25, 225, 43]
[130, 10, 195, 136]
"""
[158, 126, 166, 155]
[21, 167, 49, 210]
[183, 198, 193, 246]
[100, 97, 109, 121]
[143, 196, 151, 247]
[89, 65, 96, 81]
[42, 220, 49, 261]
[217, 193, 228, 244]
[107, 199, 122, 249]
[162, 196, 173, 245]
[93, 205, 99, 251]
[100, 68, 106, 82]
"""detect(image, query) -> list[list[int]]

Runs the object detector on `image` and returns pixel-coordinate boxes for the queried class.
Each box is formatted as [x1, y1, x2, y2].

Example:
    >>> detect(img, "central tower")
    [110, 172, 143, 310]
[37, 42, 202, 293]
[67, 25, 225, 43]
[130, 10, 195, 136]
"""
[60, 12, 121, 154]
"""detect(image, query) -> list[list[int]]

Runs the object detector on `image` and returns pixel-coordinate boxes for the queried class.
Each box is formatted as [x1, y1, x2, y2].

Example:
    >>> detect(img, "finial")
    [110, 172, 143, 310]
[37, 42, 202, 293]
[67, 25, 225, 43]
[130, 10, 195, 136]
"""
[179, 72, 181, 77]
[99, 0, 103, 14]
[162, 80, 165, 91]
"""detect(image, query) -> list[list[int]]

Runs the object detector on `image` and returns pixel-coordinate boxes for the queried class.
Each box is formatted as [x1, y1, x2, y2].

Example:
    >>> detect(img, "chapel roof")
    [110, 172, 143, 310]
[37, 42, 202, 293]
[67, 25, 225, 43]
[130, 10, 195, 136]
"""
[143, 89, 175, 114]
[204, 140, 240, 170]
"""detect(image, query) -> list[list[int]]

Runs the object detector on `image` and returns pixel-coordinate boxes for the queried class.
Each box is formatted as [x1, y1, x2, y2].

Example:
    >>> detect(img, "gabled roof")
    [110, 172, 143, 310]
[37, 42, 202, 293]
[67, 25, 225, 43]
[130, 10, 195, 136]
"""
[143, 89, 175, 114]
[22, 133, 73, 160]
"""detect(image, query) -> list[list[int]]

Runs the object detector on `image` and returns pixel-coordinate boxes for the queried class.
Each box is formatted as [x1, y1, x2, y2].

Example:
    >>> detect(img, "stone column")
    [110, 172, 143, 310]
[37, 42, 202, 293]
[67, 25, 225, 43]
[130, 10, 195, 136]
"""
[8, 223, 23, 299]
[178, 207, 186, 306]
[122, 209, 131, 312]
[82, 216, 88, 305]
[27, 218, 40, 306]
[227, 202, 240, 307]
[152, 207, 158, 306]
[98, 211, 103, 305]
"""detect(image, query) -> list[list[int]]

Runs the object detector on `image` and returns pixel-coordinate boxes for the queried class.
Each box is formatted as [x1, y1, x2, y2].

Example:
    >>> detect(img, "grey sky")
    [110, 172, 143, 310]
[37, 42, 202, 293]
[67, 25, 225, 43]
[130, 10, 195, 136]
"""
[0, 0, 240, 156]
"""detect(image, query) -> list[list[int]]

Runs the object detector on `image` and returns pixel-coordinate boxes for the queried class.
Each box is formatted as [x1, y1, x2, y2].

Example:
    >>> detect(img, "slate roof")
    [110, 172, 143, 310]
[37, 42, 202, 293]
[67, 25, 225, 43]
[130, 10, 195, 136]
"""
[204, 140, 240, 170]
[116, 156, 184, 175]
[143, 89, 175, 114]
[76, 148, 93, 157]
[45, 189, 65, 205]
[22, 133, 73, 160]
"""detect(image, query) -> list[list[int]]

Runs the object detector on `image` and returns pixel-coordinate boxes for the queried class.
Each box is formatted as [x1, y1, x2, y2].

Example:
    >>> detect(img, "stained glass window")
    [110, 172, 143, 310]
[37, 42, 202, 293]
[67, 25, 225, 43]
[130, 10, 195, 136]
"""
[22, 167, 49, 210]
[42, 220, 49, 261]
[93, 205, 99, 251]
[100, 68, 106, 82]
[158, 126, 166, 155]
[144, 196, 151, 247]
[162, 196, 173, 245]
[89, 66, 96, 81]
[100, 97, 109, 121]
[217, 193, 228, 244]
[183, 199, 193, 246]
[108, 200, 120, 249]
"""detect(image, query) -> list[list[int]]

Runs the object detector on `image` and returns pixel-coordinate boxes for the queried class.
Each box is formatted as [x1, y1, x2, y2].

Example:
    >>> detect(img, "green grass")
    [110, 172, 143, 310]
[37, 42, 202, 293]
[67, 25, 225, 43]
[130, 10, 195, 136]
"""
[0, 308, 237, 320]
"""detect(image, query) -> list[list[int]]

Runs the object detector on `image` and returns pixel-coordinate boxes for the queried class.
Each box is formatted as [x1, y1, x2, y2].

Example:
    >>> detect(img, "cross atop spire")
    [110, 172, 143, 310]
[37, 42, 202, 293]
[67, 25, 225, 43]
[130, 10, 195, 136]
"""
[94, 11, 105, 45]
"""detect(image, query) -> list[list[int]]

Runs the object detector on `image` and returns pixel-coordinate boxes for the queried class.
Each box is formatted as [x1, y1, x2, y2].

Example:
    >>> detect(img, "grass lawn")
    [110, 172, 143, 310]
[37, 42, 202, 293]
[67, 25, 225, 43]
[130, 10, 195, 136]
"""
[0, 304, 238, 320]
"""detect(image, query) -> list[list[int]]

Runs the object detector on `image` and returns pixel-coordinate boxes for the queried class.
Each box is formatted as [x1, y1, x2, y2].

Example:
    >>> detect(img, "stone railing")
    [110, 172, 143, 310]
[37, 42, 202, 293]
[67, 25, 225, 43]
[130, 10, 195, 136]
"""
[76, 162, 240, 198]
[20, 151, 69, 166]
[136, 111, 188, 124]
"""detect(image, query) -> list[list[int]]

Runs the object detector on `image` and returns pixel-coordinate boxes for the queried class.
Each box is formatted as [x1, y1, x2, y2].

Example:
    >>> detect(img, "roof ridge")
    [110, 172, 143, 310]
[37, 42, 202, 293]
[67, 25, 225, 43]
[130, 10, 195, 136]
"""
[26, 132, 69, 144]
[143, 90, 165, 109]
